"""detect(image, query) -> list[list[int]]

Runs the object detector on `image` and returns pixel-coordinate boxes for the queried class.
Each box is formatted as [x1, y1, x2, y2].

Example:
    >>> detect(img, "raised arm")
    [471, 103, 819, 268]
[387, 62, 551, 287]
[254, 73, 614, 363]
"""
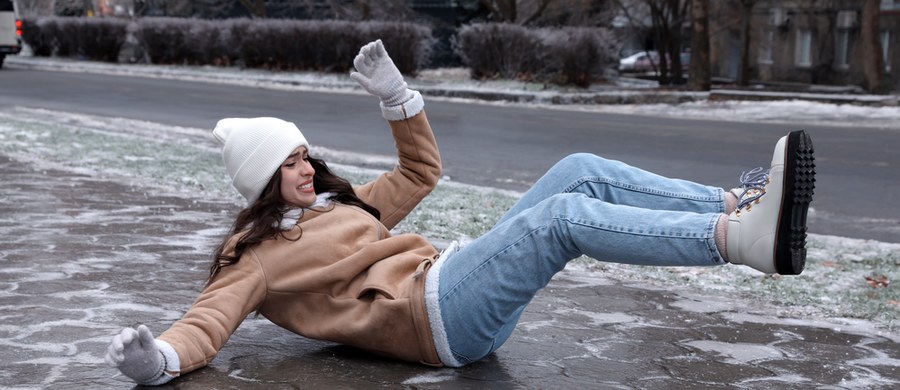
[350, 40, 442, 229]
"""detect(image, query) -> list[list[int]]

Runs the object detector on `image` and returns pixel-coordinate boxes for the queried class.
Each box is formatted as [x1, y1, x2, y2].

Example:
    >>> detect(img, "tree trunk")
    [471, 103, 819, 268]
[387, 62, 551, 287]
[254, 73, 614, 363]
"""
[649, 2, 671, 85]
[736, 0, 755, 86]
[861, 0, 885, 93]
[666, 0, 688, 85]
[521, 0, 553, 26]
[480, 0, 515, 22]
[689, 0, 711, 90]
[357, 0, 371, 20]
[240, 0, 266, 18]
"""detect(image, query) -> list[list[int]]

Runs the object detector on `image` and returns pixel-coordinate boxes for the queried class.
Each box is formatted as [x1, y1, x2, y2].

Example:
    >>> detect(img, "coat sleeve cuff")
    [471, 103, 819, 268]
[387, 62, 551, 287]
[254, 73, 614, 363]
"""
[140, 339, 180, 386]
[380, 90, 424, 121]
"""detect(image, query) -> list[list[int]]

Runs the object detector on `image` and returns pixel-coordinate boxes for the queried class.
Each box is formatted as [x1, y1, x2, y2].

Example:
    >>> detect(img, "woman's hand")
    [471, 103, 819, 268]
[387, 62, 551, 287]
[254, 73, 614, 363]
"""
[105, 325, 165, 384]
[350, 39, 414, 107]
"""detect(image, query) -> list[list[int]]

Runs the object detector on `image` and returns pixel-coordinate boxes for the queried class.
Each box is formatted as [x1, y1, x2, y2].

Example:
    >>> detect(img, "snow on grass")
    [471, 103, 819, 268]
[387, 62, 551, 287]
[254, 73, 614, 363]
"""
[1, 108, 898, 332]
[0, 109, 239, 203]
[573, 235, 900, 331]
[553, 99, 900, 130]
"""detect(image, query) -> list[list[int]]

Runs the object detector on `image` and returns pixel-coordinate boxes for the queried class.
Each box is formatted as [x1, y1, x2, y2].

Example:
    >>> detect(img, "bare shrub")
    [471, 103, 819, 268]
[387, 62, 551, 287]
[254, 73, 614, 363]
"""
[455, 23, 619, 87]
[543, 27, 618, 87]
[187, 19, 233, 66]
[22, 17, 127, 62]
[136, 17, 232, 65]
[358, 21, 434, 75]
[232, 19, 431, 74]
[454, 23, 544, 80]
[231, 19, 284, 69]
[134, 18, 187, 65]
[20, 17, 57, 56]
[21, 16, 433, 75]
[72, 18, 130, 62]
[53, 17, 79, 57]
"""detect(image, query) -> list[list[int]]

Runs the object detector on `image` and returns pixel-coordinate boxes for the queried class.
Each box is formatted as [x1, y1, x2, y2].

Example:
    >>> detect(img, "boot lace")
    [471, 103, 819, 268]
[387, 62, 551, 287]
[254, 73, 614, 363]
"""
[735, 167, 769, 213]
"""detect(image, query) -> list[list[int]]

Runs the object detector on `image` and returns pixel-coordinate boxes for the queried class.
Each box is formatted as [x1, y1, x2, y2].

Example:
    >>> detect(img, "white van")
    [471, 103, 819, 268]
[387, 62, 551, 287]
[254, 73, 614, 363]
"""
[0, 0, 21, 68]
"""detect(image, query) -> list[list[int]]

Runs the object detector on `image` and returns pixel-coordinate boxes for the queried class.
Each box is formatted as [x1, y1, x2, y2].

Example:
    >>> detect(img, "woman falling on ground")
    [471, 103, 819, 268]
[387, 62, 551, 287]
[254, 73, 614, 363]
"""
[106, 40, 815, 385]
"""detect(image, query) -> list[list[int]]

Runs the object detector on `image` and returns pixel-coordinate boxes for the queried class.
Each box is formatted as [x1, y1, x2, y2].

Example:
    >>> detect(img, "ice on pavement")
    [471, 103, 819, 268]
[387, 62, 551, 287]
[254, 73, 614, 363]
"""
[1, 105, 897, 337]
[2, 57, 899, 386]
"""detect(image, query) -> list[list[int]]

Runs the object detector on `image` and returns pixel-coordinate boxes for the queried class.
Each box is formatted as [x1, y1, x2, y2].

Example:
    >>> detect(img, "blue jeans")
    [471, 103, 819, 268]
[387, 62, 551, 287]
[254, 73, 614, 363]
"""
[433, 153, 728, 366]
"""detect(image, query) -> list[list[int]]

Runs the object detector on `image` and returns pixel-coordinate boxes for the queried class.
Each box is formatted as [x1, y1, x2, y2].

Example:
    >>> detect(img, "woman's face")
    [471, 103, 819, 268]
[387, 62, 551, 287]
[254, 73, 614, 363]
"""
[279, 146, 316, 208]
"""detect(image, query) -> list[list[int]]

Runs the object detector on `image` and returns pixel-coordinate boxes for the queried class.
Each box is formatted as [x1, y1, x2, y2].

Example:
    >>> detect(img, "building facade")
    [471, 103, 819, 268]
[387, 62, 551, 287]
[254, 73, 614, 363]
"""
[710, 0, 899, 92]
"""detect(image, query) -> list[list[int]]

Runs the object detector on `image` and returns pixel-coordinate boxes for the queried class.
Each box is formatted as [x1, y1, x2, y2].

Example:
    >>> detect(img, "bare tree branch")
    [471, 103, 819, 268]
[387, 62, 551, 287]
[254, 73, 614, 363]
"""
[520, 0, 553, 26]
[239, 0, 265, 18]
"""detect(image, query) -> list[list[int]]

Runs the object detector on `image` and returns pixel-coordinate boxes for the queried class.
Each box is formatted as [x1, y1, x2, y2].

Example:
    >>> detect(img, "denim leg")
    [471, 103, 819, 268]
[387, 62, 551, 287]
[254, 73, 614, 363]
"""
[497, 153, 726, 225]
[437, 193, 724, 365]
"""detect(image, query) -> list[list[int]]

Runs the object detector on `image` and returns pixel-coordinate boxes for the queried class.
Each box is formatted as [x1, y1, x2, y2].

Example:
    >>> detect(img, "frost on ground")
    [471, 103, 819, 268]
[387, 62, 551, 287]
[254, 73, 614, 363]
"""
[555, 99, 900, 130]
[0, 107, 897, 333]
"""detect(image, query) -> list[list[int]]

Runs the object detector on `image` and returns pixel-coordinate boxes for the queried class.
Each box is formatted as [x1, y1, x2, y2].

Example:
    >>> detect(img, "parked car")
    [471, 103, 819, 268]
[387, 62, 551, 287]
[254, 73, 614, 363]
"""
[618, 51, 652, 72]
[622, 51, 691, 73]
[631, 51, 661, 72]
[0, 0, 21, 68]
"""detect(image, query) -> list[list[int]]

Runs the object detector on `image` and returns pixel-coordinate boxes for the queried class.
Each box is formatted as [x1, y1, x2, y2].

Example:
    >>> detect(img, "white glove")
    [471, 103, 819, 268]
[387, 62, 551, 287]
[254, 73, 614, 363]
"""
[105, 325, 165, 384]
[350, 39, 414, 107]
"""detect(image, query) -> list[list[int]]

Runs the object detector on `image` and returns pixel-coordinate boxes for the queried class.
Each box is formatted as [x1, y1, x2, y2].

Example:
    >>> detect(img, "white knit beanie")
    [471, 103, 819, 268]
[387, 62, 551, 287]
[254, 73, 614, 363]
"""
[212, 117, 309, 203]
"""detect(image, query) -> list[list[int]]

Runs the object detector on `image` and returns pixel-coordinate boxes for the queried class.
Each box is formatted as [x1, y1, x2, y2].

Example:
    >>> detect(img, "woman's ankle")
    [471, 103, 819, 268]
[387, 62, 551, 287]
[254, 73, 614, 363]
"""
[724, 191, 738, 215]
[715, 214, 729, 263]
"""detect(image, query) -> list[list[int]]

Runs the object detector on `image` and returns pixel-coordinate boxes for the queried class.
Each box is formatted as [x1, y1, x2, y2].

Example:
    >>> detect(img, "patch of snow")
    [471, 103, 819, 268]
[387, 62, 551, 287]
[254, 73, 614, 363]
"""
[401, 372, 459, 385]
[681, 340, 785, 364]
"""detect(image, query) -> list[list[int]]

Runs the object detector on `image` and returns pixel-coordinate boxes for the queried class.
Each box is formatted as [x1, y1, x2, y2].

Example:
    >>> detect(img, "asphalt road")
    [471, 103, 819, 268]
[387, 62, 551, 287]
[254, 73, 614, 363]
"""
[2, 68, 897, 242]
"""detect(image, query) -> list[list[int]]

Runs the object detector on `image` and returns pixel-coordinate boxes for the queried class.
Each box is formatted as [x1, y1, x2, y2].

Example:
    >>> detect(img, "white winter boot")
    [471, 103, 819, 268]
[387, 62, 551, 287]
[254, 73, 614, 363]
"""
[726, 130, 816, 275]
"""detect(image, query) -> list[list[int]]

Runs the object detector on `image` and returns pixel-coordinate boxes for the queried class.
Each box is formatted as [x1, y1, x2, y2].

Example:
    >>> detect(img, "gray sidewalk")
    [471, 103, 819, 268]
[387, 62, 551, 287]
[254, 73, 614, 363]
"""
[1, 148, 898, 389]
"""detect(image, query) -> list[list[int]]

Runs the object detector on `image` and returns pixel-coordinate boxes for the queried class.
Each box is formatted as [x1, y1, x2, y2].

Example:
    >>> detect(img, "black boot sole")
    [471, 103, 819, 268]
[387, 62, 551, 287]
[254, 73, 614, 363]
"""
[775, 130, 816, 275]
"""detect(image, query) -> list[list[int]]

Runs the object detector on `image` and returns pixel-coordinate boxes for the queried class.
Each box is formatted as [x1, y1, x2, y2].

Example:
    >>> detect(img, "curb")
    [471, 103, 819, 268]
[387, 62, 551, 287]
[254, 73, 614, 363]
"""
[416, 86, 709, 105]
[709, 89, 900, 106]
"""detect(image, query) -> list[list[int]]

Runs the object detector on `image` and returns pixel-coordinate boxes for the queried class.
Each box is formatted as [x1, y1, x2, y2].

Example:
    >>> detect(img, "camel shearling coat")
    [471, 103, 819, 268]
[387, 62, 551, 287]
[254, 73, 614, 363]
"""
[158, 111, 443, 374]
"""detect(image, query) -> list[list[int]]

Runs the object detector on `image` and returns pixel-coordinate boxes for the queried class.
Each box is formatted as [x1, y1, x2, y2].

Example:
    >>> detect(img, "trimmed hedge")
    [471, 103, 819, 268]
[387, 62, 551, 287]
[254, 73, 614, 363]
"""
[136, 18, 231, 66]
[20, 17, 619, 87]
[21, 17, 128, 62]
[21, 16, 433, 75]
[20, 18, 55, 57]
[455, 23, 619, 87]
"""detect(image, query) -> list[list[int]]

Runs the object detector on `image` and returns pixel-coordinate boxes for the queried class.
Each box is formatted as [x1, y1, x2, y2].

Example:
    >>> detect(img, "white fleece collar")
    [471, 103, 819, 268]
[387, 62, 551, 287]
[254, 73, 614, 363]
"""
[277, 192, 336, 230]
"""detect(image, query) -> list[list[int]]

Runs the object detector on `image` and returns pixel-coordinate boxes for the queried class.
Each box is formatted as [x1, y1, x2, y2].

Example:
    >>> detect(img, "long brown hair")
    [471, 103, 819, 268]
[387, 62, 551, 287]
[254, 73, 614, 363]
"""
[208, 156, 380, 283]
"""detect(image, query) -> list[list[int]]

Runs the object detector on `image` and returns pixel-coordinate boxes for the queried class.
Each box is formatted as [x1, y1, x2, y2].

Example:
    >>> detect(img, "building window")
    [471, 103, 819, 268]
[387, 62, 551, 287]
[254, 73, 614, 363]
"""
[882, 30, 892, 72]
[834, 29, 850, 69]
[882, 0, 900, 12]
[770, 8, 788, 27]
[795, 30, 813, 67]
[759, 30, 774, 64]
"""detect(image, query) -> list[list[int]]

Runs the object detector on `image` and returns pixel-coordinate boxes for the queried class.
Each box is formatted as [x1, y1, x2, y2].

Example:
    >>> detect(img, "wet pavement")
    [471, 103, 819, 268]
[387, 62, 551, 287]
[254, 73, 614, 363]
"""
[1, 152, 898, 390]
